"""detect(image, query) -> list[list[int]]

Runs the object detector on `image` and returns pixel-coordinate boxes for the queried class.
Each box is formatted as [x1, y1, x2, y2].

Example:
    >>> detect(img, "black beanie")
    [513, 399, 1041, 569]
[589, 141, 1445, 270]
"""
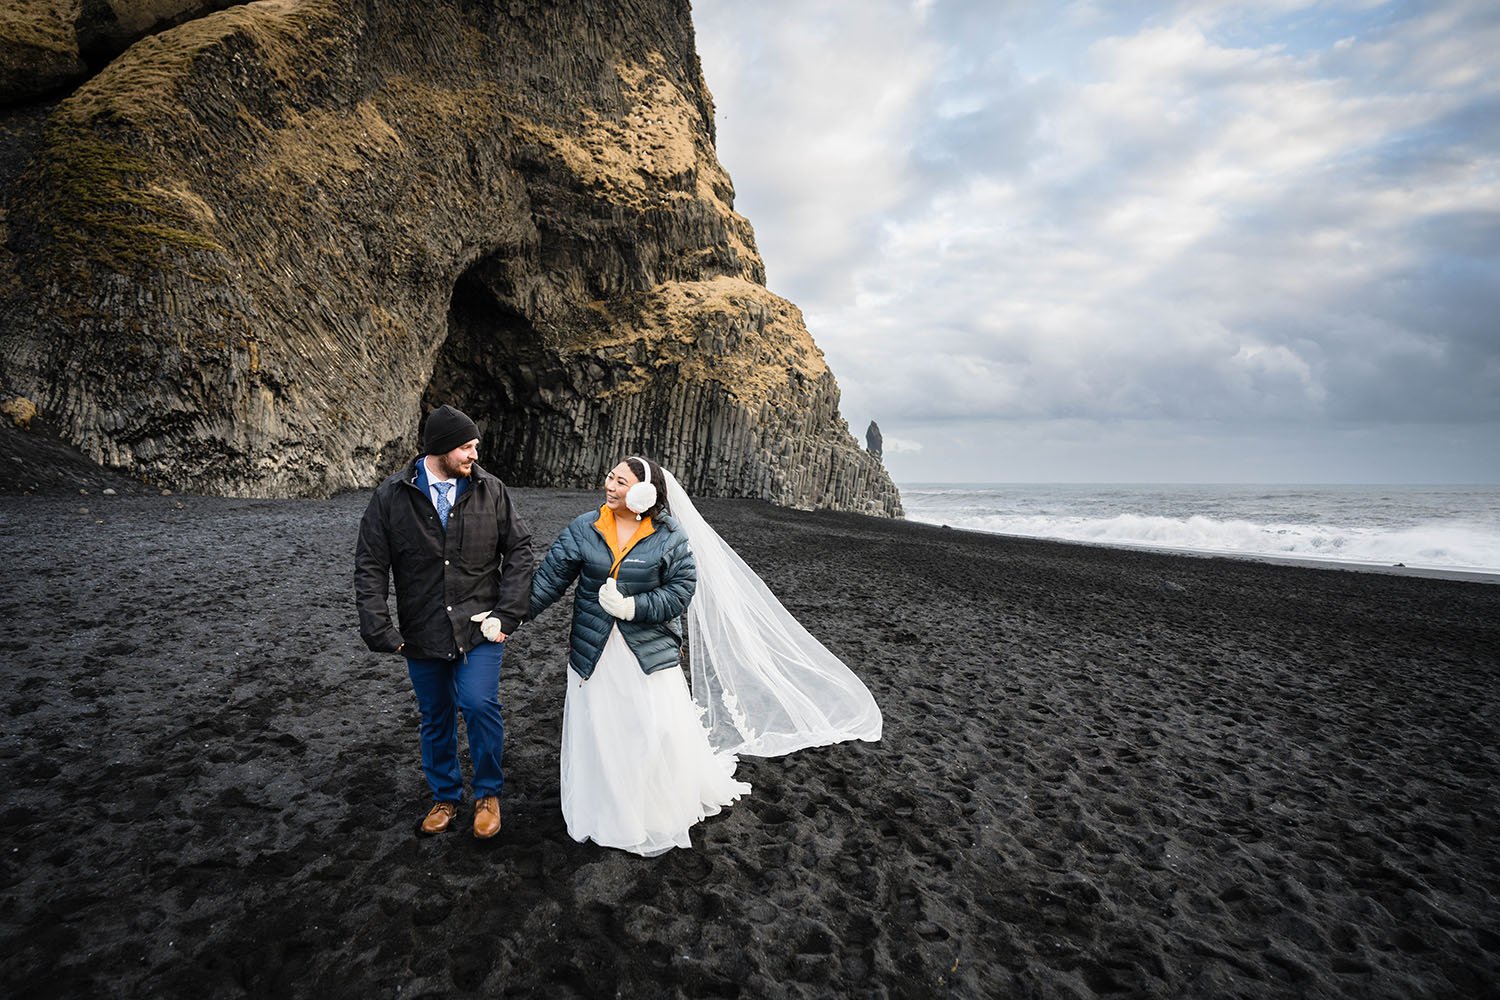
[423, 405, 480, 456]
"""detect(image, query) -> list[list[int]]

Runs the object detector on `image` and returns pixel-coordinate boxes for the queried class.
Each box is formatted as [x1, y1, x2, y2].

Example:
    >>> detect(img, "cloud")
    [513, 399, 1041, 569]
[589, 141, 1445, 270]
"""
[873, 416, 1500, 485]
[692, 0, 1500, 480]
[693, 2, 941, 301]
[880, 435, 924, 454]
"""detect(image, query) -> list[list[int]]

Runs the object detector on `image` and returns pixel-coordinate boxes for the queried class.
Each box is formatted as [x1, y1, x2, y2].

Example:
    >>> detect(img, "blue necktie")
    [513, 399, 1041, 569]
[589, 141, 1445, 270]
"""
[433, 481, 453, 529]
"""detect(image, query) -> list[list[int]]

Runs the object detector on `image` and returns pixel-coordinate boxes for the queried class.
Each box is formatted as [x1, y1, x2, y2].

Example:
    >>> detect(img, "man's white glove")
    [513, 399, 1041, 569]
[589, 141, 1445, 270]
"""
[598, 577, 636, 621]
[469, 611, 507, 642]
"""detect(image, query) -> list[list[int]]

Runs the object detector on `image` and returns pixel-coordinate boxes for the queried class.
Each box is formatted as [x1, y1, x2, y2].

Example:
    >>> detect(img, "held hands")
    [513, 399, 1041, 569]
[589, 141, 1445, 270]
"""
[598, 577, 636, 621]
[469, 611, 508, 643]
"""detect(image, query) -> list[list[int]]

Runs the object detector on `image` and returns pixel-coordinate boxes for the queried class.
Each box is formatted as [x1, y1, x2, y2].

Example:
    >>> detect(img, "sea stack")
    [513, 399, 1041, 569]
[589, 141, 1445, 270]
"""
[0, 0, 900, 516]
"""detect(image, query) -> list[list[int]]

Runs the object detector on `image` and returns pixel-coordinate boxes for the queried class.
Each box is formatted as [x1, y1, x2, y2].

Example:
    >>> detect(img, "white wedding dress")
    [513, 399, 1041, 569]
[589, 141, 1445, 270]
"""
[560, 626, 750, 855]
[557, 467, 881, 857]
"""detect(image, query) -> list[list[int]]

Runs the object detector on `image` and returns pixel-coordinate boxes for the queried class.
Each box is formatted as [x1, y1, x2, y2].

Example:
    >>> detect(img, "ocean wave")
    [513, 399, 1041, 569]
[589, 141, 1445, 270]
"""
[905, 511, 1500, 573]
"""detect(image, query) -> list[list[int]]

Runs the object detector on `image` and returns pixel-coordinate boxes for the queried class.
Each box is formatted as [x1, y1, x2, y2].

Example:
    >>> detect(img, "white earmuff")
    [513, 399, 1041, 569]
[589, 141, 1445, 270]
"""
[624, 457, 657, 518]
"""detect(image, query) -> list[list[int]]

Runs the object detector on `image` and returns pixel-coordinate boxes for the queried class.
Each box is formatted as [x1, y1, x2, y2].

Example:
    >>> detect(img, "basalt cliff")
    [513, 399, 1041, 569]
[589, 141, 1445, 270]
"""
[0, 0, 901, 515]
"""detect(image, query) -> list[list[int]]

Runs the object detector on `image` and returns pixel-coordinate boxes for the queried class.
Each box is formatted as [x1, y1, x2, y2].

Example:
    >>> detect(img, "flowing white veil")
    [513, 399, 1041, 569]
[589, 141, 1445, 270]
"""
[662, 468, 883, 757]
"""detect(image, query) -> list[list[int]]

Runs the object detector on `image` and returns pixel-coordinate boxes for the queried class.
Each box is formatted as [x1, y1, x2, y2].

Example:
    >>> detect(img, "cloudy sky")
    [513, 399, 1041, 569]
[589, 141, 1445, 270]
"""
[690, 0, 1499, 484]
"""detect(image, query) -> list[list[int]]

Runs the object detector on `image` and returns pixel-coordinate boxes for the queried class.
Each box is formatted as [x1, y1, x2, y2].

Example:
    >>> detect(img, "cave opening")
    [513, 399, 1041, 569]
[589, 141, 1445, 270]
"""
[422, 259, 742, 498]
[421, 265, 556, 485]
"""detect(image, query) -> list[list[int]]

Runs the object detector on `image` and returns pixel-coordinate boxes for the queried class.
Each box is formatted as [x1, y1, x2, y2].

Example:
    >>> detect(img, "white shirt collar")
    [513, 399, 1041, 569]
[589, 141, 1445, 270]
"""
[421, 456, 456, 487]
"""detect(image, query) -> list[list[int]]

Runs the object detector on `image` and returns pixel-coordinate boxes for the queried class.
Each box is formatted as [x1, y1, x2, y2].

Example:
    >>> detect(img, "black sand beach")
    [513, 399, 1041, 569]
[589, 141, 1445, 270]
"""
[2, 454, 1497, 996]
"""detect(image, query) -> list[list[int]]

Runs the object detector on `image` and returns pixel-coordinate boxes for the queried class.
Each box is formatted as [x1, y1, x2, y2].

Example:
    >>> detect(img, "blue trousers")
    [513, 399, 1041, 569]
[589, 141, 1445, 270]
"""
[405, 642, 505, 802]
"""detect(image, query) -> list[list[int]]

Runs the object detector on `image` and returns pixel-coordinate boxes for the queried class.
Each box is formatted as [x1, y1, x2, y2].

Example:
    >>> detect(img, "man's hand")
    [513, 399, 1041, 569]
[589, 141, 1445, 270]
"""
[470, 611, 508, 643]
[598, 577, 636, 621]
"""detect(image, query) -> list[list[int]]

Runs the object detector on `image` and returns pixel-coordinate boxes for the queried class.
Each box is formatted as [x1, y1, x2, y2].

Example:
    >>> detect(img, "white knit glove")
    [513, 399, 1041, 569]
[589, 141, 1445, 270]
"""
[469, 611, 507, 642]
[598, 577, 636, 621]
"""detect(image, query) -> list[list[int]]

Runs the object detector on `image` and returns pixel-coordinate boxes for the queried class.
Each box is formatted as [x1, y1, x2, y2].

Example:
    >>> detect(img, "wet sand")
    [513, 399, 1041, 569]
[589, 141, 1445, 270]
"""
[1, 469, 1498, 997]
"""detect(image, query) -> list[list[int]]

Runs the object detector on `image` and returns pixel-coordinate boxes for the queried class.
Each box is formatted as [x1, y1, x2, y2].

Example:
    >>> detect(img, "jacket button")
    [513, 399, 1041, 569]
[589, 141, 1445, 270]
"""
[444, 560, 450, 566]
[446, 605, 453, 612]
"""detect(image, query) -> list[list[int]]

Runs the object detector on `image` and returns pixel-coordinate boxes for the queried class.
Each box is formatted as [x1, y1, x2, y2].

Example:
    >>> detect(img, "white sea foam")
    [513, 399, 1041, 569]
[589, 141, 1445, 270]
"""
[901, 484, 1500, 575]
[938, 512, 1500, 571]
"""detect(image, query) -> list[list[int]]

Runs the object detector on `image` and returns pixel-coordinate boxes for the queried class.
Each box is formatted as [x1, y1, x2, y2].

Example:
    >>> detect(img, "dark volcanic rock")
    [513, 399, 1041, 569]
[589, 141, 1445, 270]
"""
[0, 0, 901, 515]
[0, 2, 249, 105]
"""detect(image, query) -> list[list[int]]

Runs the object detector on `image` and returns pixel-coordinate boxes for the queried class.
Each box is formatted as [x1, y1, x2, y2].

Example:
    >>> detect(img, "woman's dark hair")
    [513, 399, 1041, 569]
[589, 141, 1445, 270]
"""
[624, 456, 668, 521]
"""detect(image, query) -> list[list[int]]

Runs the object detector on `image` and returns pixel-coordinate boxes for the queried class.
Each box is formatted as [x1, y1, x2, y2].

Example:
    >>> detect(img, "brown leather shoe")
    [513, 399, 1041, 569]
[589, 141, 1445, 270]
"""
[420, 801, 458, 835]
[473, 795, 501, 839]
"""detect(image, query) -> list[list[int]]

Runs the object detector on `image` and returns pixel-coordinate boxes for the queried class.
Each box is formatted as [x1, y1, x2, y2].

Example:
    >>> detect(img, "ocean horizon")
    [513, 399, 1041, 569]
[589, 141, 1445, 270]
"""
[898, 482, 1500, 579]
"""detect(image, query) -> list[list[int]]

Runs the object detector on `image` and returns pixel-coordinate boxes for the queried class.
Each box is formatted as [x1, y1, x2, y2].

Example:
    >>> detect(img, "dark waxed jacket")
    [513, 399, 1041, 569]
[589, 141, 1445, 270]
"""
[530, 507, 696, 680]
[354, 459, 535, 661]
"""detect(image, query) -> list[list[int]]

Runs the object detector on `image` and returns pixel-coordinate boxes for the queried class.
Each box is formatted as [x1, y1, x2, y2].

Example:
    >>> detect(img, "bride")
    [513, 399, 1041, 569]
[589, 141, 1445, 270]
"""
[528, 456, 882, 855]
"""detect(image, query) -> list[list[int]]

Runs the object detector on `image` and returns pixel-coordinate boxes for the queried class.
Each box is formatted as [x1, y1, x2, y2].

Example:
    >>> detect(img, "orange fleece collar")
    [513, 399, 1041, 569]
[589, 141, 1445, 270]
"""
[594, 504, 655, 577]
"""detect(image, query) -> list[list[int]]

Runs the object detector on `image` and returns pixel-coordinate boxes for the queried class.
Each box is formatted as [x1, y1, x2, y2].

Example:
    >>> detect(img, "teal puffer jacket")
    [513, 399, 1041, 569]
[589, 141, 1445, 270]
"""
[529, 508, 697, 680]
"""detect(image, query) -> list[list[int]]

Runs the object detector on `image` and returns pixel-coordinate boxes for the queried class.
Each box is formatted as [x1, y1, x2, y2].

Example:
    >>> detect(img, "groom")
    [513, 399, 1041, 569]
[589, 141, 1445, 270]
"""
[354, 404, 535, 838]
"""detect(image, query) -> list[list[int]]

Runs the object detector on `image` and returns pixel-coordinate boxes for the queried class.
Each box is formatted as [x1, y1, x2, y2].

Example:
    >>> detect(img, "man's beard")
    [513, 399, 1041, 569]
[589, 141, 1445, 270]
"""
[437, 453, 473, 479]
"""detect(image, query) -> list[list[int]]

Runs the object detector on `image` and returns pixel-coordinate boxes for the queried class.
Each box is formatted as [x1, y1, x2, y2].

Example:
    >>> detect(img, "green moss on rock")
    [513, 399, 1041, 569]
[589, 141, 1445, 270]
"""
[42, 117, 223, 271]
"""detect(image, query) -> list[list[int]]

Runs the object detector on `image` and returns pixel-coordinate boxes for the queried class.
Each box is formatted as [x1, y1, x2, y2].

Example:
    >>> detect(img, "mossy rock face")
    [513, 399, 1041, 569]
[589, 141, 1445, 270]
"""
[40, 117, 225, 268]
[0, 2, 248, 106]
[0, 2, 86, 105]
[0, 0, 901, 515]
[2, 395, 38, 428]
